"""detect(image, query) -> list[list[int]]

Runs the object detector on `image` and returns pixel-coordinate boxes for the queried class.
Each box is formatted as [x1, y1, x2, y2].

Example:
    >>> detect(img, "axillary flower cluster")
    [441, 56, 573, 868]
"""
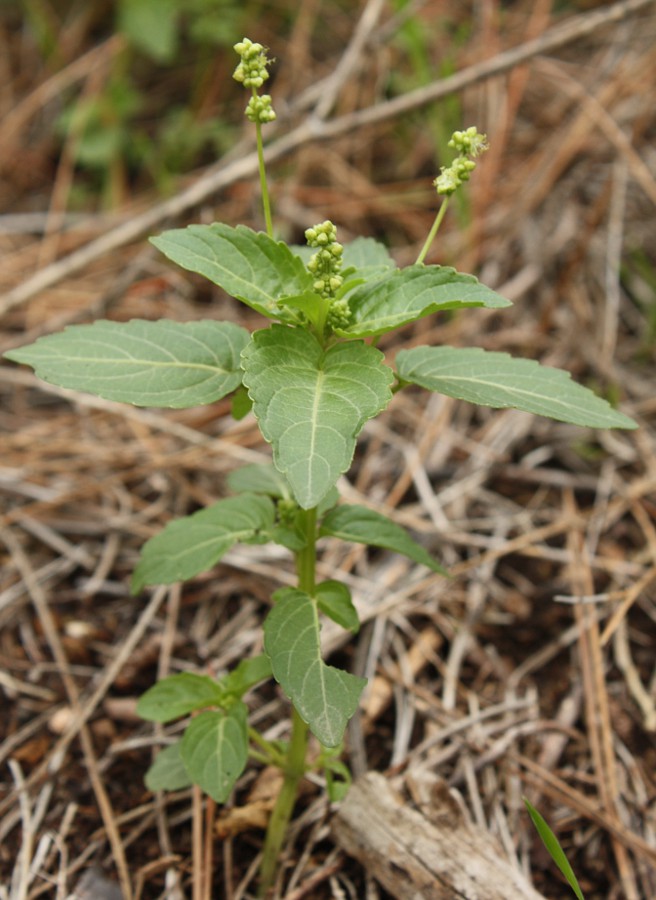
[305, 221, 351, 331]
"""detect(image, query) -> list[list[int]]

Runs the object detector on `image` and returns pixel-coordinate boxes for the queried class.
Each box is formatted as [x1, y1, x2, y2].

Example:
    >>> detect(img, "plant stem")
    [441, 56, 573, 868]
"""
[257, 507, 317, 896]
[255, 115, 274, 239]
[415, 196, 449, 265]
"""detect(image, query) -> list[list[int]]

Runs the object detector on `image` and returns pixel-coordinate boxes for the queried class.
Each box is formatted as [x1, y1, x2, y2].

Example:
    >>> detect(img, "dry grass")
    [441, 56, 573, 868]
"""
[1, 1, 655, 898]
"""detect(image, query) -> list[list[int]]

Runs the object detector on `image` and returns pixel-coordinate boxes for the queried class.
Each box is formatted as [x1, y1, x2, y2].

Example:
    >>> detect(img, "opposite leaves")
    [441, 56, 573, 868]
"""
[396, 346, 636, 429]
[4, 319, 249, 408]
[264, 588, 366, 747]
[241, 325, 394, 509]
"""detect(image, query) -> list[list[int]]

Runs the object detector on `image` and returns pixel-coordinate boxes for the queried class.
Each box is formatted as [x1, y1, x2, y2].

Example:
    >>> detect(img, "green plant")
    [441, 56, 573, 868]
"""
[4, 39, 636, 896]
[524, 797, 586, 900]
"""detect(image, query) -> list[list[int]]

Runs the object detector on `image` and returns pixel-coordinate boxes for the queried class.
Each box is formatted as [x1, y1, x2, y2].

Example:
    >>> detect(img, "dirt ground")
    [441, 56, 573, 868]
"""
[1, 2, 656, 898]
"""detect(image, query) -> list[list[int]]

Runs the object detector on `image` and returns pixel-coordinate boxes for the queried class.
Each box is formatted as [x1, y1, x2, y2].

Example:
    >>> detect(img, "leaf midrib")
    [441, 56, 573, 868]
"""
[32, 353, 231, 375]
[413, 369, 588, 411]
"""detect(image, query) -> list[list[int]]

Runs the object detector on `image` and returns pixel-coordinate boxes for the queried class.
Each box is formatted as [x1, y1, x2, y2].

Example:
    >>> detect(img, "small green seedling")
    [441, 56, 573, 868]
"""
[5, 38, 636, 896]
[524, 797, 586, 900]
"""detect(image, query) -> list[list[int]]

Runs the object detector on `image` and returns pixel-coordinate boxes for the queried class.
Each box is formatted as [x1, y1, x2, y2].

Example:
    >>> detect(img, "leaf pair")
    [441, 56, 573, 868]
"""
[132, 489, 445, 594]
[139, 656, 272, 802]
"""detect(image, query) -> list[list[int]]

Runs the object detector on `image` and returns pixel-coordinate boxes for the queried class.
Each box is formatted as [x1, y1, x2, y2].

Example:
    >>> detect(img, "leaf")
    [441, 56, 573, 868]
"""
[4, 319, 249, 409]
[341, 236, 396, 280]
[335, 265, 511, 338]
[144, 742, 193, 792]
[524, 798, 585, 900]
[396, 346, 637, 429]
[315, 581, 359, 634]
[137, 673, 226, 723]
[320, 504, 447, 574]
[180, 704, 249, 803]
[227, 463, 292, 499]
[264, 588, 366, 747]
[241, 326, 394, 509]
[220, 655, 273, 698]
[231, 386, 252, 420]
[150, 224, 314, 321]
[324, 757, 352, 802]
[131, 493, 275, 593]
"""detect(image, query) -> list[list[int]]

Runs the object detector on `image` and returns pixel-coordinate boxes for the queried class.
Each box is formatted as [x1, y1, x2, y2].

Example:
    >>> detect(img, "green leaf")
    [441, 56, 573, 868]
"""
[335, 265, 511, 338]
[264, 588, 366, 747]
[131, 493, 275, 593]
[150, 224, 314, 321]
[315, 581, 359, 634]
[320, 504, 447, 574]
[227, 463, 292, 499]
[342, 237, 396, 279]
[231, 386, 252, 420]
[144, 742, 193, 792]
[269, 524, 307, 552]
[396, 346, 637, 429]
[4, 319, 249, 409]
[220, 654, 273, 698]
[323, 757, 352, 802]
[524, 798, 585, 900]
[180, 704, 249, 803]
[241, 326, 394, 509]
[137, 672, 226, 723]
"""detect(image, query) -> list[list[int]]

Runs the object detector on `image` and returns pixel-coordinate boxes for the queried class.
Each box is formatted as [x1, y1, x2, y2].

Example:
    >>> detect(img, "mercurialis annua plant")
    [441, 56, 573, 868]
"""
[4, 38, 637, 896]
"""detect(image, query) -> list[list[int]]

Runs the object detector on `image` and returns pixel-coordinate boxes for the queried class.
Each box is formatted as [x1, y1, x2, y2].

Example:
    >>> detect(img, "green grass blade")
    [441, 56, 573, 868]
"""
[524, 798, 585, 900]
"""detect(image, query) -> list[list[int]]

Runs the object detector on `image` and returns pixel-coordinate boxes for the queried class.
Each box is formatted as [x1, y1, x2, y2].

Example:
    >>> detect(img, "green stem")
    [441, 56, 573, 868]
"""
[257, 507, 317, 897]
[415, 196, 449, 265]
[255, 108, 274, 238]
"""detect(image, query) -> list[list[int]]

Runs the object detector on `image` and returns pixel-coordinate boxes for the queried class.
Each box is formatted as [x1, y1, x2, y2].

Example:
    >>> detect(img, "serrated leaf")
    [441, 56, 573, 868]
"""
[131, 493, 275, 593]
[137, 672, 226, 723]
[150, 224, 314, 321]
[241, 326, 394, 509]
[335, 265, 511, 338]
[315, 581, 359, 633]
[145, 742, 193, 792]
[4, 319, 249, 408]
[396, 346, 637, 429]
[180, 704, 248, 803]
[264, 588, 366, 747]
[320, 504, 447, 574]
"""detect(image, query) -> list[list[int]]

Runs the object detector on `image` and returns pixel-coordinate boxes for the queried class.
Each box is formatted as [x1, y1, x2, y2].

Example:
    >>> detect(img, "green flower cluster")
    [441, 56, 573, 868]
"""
[233, 38, 272, 89]
[434, 126, 488, 196]
[448, 126, 489, 158]
[305, 221, 344, 300]
[246, 95, 276, 124]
